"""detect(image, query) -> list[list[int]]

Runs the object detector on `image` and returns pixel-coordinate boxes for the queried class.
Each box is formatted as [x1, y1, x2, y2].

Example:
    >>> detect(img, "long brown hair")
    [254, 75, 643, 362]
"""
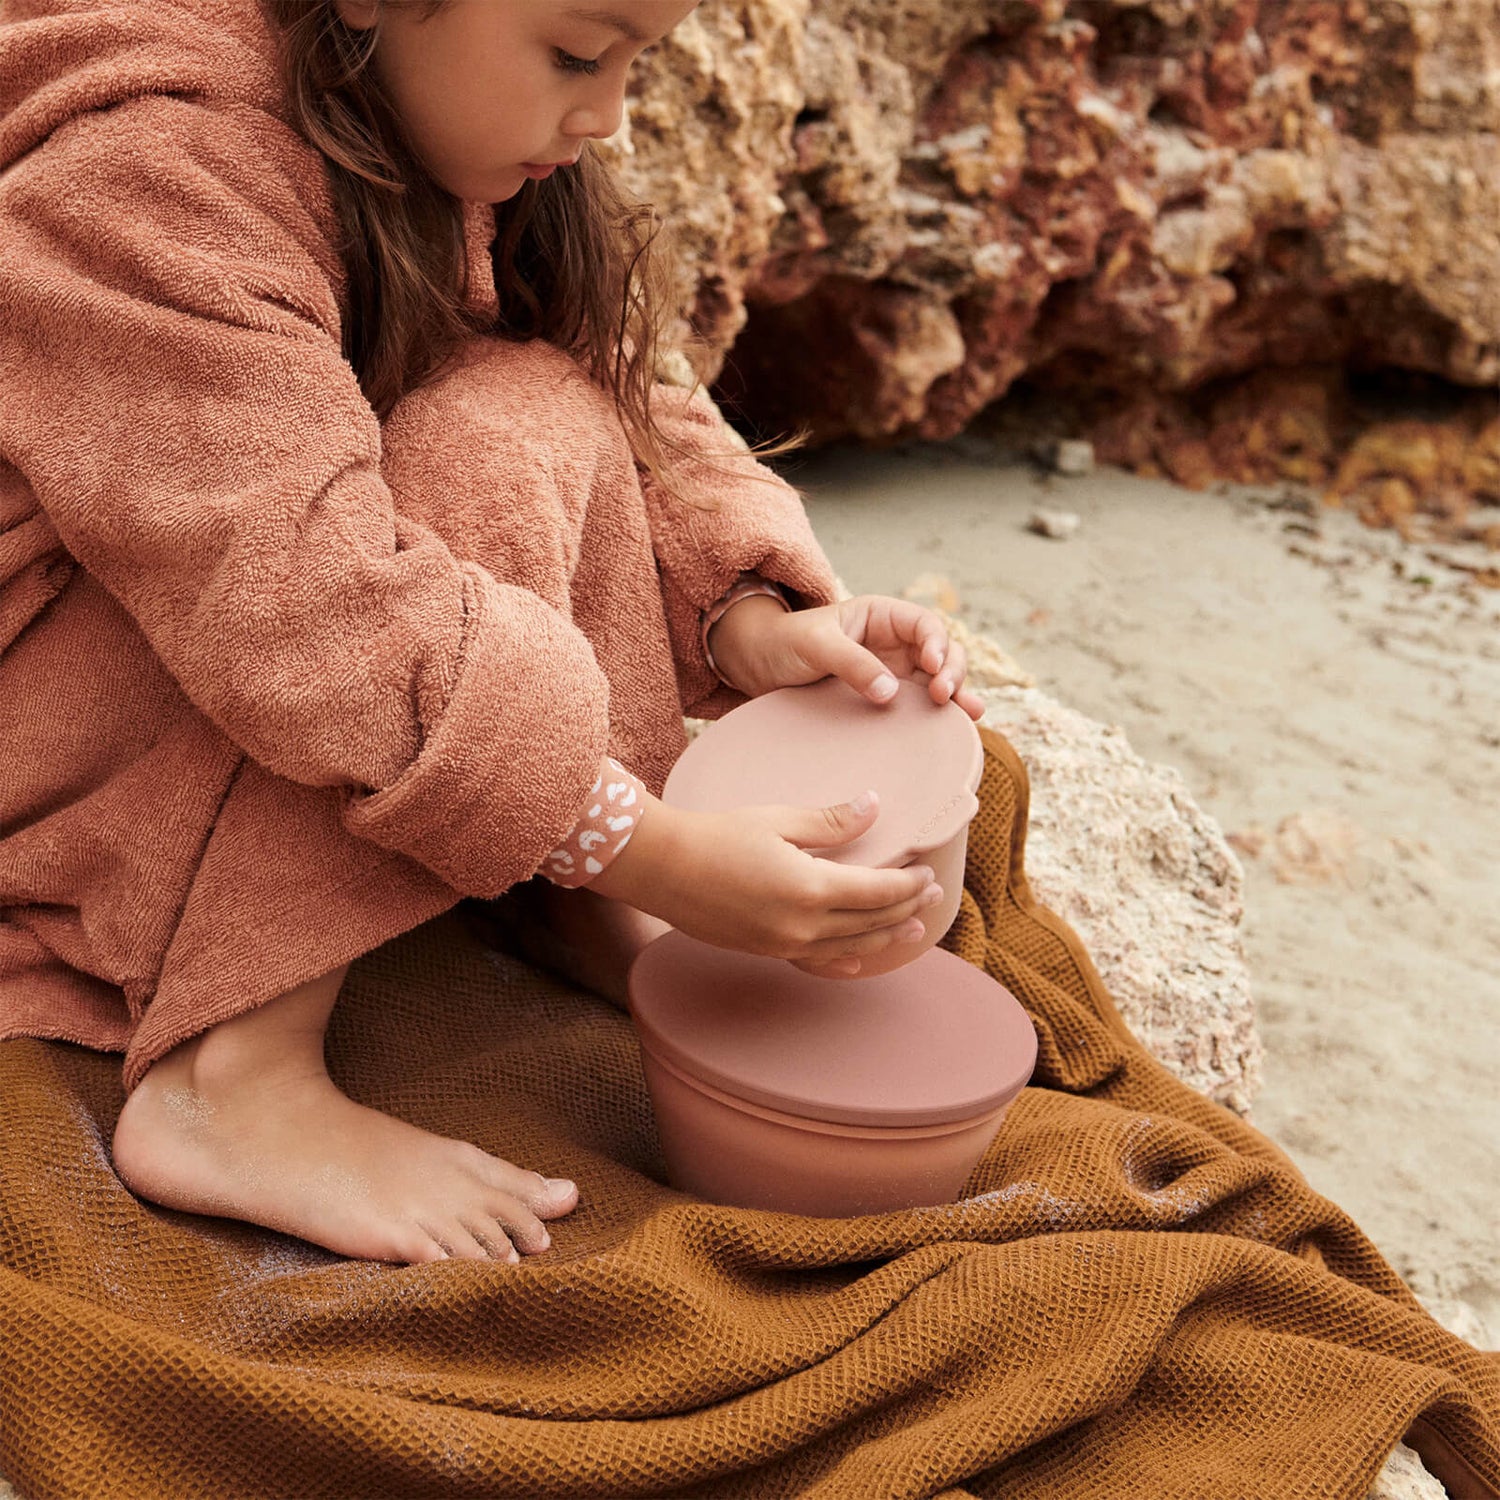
[257, 0, 716, 501]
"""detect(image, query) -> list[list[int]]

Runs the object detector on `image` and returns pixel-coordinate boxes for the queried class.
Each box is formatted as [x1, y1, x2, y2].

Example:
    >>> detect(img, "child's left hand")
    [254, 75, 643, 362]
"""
[710, 594, 987, 720]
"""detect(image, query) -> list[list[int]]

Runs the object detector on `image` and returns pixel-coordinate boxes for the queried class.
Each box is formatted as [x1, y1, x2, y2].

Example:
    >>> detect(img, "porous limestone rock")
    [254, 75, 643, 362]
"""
[615, 0, 1500, 465]
[1369, 1441, 1450, 1500]
[974, 682, 1264, 1114]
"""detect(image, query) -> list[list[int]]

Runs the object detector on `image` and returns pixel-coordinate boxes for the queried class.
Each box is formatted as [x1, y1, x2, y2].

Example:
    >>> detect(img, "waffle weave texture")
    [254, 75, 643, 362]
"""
[0, 729, 1496, 1500]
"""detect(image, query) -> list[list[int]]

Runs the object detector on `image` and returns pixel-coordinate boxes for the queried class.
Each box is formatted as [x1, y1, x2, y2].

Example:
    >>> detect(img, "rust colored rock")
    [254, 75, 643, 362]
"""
[612, 0, 1500, 524]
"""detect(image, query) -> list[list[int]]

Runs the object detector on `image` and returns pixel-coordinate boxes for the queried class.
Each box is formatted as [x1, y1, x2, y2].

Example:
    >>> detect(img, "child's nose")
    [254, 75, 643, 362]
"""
[562, 86, 626, 143]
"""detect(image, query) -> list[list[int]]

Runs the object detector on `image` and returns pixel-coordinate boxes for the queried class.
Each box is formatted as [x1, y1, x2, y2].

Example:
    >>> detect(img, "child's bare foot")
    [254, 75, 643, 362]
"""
[112, 967, 578, 1264]
[482, 882, 671, 1011]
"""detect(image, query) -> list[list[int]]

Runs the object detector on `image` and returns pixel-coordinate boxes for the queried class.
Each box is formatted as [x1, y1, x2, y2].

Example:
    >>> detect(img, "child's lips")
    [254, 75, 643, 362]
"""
[521, 155, 580, 180]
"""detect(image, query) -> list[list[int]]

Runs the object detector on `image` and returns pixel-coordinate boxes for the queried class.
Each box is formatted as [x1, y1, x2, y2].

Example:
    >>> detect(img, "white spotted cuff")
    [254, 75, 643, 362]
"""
[540, 755, 648, 889]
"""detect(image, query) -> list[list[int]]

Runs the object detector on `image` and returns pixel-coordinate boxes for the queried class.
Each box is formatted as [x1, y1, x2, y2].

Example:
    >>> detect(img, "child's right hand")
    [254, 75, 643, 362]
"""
[586, 789, 946, 980]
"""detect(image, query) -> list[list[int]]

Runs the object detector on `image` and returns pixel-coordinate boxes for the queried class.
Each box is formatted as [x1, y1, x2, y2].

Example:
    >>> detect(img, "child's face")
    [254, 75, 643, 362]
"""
[334, 0, 700, 203]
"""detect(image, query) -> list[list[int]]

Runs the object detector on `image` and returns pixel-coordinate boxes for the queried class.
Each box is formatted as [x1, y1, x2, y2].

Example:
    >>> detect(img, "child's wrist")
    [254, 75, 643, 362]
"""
[586, 791, 689, 904]
[705, 594, 791, 696]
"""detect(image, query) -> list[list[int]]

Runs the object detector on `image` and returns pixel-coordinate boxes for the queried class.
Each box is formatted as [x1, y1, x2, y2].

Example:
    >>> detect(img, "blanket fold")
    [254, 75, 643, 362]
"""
[1, 727, 1495, 1499]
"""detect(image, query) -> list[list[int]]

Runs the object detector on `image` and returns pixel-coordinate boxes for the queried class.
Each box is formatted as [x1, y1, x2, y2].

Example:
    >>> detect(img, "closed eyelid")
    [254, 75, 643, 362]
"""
[553, 47, 604, 75]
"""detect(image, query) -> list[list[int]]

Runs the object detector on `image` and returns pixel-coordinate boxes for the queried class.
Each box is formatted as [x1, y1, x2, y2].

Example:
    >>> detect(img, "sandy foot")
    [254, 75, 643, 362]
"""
[112, 973, 579, 1264]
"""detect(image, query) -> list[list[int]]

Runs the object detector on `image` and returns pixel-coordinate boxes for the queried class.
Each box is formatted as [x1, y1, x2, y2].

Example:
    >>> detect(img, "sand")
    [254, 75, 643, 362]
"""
[794, 441, 1500, 1342]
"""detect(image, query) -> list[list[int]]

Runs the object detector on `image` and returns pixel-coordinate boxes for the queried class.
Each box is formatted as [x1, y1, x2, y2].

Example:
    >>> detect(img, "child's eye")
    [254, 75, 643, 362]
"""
[554, 48, 603, 76]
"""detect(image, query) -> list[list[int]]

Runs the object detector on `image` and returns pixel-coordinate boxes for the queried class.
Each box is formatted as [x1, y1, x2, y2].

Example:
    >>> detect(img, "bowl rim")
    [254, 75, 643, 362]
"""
[628, 938, 1040, 1128]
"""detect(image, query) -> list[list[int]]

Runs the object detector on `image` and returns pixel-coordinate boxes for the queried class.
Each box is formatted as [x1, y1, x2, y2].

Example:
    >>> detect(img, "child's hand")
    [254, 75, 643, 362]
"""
[709, 594, 987, 721]
[588, 790, 947, 980]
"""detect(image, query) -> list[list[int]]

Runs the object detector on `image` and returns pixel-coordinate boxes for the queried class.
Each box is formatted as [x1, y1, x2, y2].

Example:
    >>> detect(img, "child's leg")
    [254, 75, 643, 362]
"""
[111, 965, 578, 1264]
[482, 881, 672, 1011]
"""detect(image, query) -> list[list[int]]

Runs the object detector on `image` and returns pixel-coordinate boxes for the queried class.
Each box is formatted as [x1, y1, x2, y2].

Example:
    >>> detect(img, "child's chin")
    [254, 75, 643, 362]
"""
[441, 166, 526, 205]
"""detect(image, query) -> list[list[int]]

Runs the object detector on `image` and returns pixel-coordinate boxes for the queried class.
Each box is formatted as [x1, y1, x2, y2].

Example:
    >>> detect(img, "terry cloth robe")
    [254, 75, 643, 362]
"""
[0, 0, 841, 1090]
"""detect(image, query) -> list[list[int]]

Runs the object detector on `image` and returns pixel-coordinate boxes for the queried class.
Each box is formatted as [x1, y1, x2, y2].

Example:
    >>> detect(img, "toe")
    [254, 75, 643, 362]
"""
[489, 1200, 550, 1255]
[392, 1227, 450, 1265]
[422, 1220, 496, 1262]
[465, 1217, 521, 1263]
[531, 1176, 578, 1219]
[477, 1160, 578, 1220]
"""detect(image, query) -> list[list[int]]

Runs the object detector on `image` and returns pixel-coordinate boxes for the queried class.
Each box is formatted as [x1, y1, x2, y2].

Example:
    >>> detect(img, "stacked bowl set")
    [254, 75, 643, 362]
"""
[626, 678, 1038, 1216]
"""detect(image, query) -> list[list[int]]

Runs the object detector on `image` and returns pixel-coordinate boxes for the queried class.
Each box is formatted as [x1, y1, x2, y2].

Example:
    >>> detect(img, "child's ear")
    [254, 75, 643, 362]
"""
[331, 0, 379, 32]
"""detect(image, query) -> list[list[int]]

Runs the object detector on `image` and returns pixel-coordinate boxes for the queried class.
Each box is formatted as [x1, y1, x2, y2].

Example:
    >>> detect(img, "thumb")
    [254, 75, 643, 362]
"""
[777, 788, 880, 851]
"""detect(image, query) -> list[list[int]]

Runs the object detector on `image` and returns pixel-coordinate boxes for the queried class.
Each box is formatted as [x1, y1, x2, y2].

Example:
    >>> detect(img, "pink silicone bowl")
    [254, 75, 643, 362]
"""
[627, 932, 1038, 1216]
[663, 677, 984, 977]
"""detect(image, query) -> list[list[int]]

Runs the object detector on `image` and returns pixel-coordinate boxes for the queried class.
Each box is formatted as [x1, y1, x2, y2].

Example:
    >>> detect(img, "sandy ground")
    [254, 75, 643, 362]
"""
[794, 441, 1500, 1340]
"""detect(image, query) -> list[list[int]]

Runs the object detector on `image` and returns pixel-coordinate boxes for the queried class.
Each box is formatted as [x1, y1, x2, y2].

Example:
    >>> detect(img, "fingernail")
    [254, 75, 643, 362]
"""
[850, 789, 876, 814]
[871, 673, 898, 699]
[921, 884, 943, 907]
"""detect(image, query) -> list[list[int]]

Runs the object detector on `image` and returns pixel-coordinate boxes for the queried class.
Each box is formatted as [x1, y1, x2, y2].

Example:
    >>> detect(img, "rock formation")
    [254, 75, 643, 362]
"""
[612, 0, 1500, 534]
[975, 681, 1263, 1114]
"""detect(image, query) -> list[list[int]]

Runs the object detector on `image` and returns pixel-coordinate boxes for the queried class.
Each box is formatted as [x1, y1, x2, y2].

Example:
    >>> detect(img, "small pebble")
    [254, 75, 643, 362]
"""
[1033, 437, 1095, 476]
[1028, 507, 1082, 541]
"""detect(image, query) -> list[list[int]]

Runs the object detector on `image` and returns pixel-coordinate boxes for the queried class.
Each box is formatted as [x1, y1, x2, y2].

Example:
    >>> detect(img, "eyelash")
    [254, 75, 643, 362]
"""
[554, 48, 603, 76]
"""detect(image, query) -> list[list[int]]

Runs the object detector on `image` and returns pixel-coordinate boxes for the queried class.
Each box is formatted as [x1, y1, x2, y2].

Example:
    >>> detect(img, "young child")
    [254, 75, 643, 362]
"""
[0, 0, 985, 1267]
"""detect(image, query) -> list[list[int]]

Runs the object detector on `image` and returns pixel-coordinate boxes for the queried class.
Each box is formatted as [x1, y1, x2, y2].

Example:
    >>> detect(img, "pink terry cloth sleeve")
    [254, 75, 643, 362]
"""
[542, 571, 792, 890]
[0, 93, 608, 900]
[638, 385, 843, 721]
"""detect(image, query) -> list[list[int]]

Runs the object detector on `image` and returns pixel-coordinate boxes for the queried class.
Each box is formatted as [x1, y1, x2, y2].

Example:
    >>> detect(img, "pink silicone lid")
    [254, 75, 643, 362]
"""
[628, 932, 1038, 1128]
[663, 678, 983, 867]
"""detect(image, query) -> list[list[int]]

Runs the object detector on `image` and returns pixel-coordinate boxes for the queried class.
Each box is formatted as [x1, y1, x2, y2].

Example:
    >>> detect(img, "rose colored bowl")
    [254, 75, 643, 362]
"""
[627, 932, 1038, 1216]
[663, 677, 984, 977]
